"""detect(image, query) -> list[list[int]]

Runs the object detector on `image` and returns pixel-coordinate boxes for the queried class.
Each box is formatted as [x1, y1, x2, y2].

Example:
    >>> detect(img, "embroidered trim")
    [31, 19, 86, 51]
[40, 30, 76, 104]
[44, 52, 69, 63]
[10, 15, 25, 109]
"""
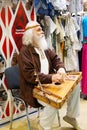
[25, 25, 39, 31]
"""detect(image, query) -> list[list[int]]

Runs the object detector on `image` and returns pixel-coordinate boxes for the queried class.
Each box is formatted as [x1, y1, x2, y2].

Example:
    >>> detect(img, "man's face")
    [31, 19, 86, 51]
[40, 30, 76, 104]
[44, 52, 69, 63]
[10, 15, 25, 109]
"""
[32, 25, 48, 50]
[33, 25, 44, 41]
[33, 26, 48, 50]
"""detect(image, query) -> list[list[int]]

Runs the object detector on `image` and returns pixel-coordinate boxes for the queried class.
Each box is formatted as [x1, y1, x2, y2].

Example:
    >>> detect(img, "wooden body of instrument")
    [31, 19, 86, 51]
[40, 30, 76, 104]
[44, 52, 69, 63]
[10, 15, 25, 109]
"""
[33, 72, 82, 109]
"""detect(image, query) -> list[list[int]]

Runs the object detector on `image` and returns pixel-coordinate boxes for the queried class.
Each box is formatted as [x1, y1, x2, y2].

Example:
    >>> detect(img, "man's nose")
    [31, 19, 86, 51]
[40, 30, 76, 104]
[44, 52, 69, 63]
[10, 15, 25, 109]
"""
[41, 30, 44, 35]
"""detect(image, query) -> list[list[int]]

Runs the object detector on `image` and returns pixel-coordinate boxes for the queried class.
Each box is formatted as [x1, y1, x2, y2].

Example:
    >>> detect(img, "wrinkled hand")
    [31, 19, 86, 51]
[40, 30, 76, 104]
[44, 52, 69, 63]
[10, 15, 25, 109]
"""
[52, 72, 67, 84]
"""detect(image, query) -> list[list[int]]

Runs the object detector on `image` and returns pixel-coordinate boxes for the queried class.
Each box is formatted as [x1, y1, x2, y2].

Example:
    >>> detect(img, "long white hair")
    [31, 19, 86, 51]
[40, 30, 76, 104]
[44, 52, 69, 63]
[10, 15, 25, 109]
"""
[22, 29, 33, 45]
[22, 21, 40, 46]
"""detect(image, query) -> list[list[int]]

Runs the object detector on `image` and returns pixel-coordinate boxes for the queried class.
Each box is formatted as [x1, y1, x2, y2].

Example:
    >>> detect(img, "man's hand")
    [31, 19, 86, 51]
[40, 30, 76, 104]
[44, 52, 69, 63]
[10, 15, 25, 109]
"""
[52, 73, 67, 84]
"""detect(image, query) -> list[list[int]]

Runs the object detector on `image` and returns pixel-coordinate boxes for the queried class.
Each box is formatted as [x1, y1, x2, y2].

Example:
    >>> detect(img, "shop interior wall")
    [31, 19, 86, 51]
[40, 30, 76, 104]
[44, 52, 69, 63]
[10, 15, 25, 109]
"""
[0, 0, 36, 125]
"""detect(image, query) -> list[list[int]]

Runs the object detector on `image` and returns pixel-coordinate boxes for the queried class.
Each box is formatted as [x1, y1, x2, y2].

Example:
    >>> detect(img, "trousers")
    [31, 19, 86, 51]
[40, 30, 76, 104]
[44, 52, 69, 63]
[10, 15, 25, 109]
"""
[38, 85, 80, 130]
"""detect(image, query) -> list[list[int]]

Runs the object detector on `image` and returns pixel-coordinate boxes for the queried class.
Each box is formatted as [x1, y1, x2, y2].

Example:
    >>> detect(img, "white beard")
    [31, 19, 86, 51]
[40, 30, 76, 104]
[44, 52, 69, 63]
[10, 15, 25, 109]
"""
[38, 36, 48, 51]
[34, 35, 48, 51]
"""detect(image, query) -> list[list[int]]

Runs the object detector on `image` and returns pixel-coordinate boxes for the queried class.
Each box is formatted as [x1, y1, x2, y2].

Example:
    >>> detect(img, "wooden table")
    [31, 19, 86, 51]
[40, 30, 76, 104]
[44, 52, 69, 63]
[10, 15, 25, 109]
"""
[33, 72, 82, 109]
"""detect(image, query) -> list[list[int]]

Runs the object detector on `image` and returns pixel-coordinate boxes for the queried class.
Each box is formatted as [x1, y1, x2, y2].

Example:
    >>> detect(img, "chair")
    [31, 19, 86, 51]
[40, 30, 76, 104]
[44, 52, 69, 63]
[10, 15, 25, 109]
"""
[5, 65, 61, 130]
[5, 65, 32, 130]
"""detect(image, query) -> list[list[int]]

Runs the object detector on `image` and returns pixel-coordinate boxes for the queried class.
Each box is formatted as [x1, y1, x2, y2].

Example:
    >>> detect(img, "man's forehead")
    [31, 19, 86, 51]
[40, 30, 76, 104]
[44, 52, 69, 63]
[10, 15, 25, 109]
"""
[25, 21, 40, 31]
[25, 25, 40, 31]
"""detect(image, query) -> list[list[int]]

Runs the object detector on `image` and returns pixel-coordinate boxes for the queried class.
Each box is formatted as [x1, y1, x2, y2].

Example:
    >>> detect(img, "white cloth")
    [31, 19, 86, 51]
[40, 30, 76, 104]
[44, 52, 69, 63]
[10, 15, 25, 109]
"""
[35, 48, 49, 74]
[50, 0, 67, 10]
[68, 0, 83, 13]
[66, 84, 80, 117]
[64, 17, 81, 71]
[44, 16, 57, 50]
[39, 85, 80, 130]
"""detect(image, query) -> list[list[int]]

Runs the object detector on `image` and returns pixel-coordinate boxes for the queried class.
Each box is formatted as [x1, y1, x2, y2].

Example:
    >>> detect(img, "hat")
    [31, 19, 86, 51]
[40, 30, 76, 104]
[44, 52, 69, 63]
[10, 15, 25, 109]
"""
[25, 21, 40, 31]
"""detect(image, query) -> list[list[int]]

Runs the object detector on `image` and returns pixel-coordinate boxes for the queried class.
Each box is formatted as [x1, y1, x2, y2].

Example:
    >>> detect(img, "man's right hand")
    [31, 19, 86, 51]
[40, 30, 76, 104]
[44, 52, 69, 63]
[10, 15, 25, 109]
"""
[52, 73, 67, 84]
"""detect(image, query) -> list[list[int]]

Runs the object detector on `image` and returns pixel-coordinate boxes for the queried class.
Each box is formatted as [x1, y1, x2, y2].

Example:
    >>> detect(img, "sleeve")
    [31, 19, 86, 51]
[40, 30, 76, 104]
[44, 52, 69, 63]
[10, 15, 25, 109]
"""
[18, 47, 38, 85]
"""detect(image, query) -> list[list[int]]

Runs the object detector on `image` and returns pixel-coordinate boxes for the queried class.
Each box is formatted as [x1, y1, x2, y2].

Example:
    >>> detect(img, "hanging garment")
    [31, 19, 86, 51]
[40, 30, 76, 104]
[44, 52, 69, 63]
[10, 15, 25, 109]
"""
[55, 17, 65, 43]
[68, 0, 83, 13]
[34, 0, 55, 18]
[82, 15, 87, 43]
[44, 16, 57, 49]
[81, 44, 87, 95]
[50, 0, 67, 10]
[81, 14, 87, 95]
[64, 16, 80, 71]
[64, 36, 79, 71]
[55, 17, 65, 61]
[34, 0, 62, 18]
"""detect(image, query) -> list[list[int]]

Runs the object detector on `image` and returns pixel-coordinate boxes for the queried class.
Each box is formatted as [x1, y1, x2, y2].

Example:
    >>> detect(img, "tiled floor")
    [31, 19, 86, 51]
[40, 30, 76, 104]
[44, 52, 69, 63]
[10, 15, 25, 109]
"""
[0, 99, 87, 130]
[52, 98, 87, 130]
